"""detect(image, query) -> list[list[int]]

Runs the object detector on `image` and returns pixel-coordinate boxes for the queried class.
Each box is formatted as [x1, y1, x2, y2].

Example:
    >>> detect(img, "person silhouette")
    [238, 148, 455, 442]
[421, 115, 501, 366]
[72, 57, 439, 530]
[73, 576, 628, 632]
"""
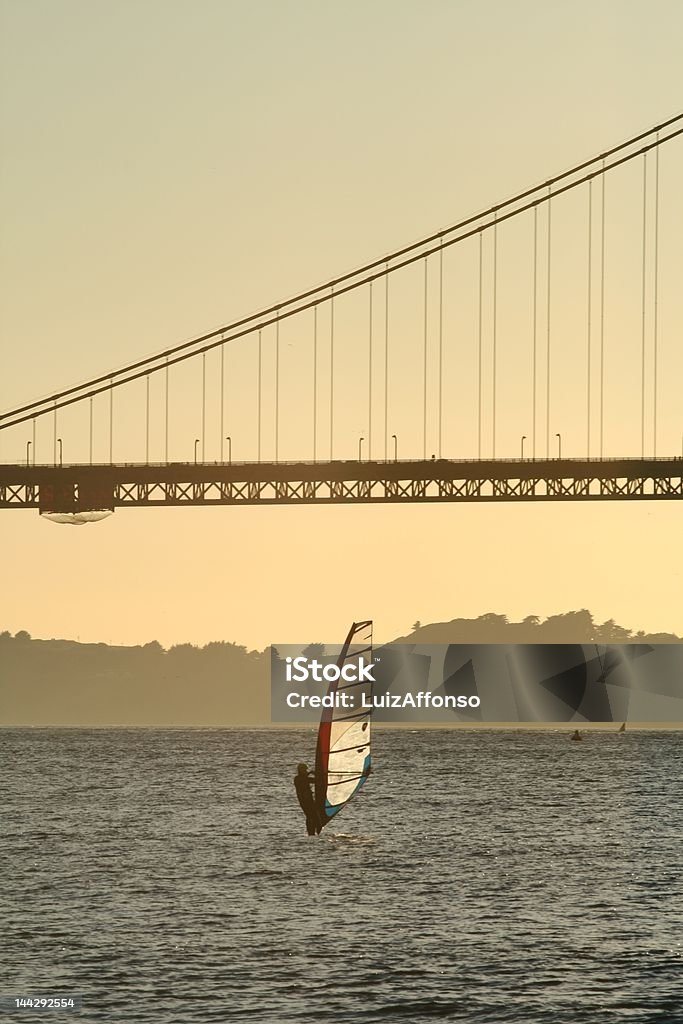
[293, 762, 322, 835]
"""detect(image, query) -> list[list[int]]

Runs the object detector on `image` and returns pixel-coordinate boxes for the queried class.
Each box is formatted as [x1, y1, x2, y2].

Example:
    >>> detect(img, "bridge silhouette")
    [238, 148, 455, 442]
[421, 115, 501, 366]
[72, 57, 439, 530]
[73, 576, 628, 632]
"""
[2, 114, 682, 514]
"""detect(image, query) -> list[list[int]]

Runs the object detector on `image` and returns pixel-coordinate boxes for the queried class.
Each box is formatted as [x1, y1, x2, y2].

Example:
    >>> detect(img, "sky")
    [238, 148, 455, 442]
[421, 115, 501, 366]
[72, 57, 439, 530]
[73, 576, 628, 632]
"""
[0, 0, 682, 649]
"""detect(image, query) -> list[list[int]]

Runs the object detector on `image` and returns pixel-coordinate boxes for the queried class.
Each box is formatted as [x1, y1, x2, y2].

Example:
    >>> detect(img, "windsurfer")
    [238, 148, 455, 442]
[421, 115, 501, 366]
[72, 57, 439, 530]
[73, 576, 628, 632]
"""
[294, 762, 322, 836]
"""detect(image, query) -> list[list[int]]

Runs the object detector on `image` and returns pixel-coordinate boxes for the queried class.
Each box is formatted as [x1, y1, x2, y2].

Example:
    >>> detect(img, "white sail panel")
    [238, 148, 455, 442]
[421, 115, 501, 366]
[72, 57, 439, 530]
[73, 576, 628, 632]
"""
[315, 620, 373, 825]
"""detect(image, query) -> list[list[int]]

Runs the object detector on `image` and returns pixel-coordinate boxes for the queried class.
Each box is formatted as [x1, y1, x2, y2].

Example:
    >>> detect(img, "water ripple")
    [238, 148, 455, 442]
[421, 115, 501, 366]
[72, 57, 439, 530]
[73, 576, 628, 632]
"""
[1, 728, 681, 1023]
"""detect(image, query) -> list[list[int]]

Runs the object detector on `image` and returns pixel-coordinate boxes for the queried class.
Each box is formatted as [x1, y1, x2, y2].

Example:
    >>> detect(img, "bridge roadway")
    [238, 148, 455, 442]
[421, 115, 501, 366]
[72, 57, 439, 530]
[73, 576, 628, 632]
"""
[1, 458, 682, 512]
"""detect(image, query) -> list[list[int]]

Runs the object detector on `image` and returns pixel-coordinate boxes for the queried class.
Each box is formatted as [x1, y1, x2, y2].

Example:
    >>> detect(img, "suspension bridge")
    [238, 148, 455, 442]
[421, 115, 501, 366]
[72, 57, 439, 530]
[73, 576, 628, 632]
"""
[1, 114, 682, 515]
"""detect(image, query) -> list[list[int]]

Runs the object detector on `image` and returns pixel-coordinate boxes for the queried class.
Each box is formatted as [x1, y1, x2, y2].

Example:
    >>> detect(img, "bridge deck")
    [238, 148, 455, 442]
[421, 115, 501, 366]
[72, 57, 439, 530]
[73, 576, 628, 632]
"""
[1, 458, 682, 511]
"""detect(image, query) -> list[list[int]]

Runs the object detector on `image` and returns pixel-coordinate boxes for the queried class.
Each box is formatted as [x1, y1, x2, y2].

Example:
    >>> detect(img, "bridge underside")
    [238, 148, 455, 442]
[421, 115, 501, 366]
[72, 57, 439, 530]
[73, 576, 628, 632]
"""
[1, 459, 682, 511]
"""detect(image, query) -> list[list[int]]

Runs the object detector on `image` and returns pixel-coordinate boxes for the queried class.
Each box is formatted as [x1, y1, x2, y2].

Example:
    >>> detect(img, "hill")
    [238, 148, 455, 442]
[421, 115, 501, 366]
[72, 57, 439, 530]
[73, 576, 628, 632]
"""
[1, 611, 680, 725]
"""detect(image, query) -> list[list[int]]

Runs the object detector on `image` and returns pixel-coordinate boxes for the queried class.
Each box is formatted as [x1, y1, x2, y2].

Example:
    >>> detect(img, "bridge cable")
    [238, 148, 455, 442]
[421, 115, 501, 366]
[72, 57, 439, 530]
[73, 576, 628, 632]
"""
[368, 282, 373, 460]
[492, 214, 498, 458]
[53, 401, 57, 466]
[423, 257, 428, 460]
[164, 362, 168, 463]
[477, 233, 483, 459]
[89, 397, 93, 464]
[384, 264, 389, 461]
[438, 241, 444, 459]
[587, 178, 593, 458]
[111, 378, 115, 465]
[201, 354, 206, 462]
[545, 186, 552, 458]
[532, 206, 538, 459]
[5, 121, 683, 434]
[275, 313, 280, 463]
[146, 375, 150, 464]
[257, 330, 262, 462]
[330, 286, 335, 460]
[312, 309, 317, 462]
[220, 343, 225, 464]
[599, 161, 606, 458]
[640, 153, 648, 458]
[653, 135, 660, 457]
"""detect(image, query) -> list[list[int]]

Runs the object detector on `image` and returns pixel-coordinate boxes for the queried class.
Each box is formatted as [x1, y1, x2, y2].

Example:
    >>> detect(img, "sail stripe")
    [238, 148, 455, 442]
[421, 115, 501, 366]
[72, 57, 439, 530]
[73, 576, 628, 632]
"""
[328, 709, 371, 722]
[327, 742, 370, 755]
[335, 678, 372, 691]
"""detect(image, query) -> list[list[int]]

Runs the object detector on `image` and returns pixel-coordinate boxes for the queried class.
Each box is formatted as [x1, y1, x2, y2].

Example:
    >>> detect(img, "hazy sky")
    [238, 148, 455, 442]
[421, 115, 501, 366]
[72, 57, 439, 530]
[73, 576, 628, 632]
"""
[1, 0, 681, 648]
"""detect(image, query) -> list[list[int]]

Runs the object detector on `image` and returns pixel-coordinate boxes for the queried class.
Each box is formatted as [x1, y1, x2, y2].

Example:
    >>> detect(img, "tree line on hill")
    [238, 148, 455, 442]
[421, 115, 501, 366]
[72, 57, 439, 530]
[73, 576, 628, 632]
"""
[1, 610, 680, 726]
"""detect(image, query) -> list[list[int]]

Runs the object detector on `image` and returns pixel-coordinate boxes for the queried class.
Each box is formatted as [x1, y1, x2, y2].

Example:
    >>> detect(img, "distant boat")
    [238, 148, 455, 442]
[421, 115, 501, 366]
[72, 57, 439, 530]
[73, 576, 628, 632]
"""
[618, 722, 626, 733]
[570, 729, 583, 741]
[314, 621, 374, 830]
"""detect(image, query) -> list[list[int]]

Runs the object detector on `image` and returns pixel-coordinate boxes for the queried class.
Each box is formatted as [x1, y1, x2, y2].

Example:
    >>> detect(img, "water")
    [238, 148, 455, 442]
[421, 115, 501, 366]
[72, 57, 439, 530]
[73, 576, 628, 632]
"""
[1, 728, 682, 1023]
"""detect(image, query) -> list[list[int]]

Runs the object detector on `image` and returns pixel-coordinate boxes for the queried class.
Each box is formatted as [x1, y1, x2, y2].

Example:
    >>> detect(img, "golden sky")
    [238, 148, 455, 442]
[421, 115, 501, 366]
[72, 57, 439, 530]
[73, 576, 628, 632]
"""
[1, 0, 681, 648]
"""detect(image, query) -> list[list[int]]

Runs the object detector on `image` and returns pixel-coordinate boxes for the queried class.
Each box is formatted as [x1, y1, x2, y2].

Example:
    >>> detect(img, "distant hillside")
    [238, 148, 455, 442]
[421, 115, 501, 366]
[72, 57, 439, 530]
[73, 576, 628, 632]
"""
[394, 610, 682, 645]
[0, 633, 269, 726]
[1, 610, 680, 725]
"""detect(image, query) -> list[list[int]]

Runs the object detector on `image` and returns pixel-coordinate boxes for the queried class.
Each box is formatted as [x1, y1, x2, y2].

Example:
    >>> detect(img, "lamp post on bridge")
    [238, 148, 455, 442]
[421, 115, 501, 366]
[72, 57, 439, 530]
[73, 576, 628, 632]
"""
[556, 433, 562, 460]
[392, 434, 398, 462]
[225, 436, 232, 464]
[57, 438, 62, 468]
[358, 437, 364, 462]
[194, 438, 200, 465]
[26, 440, 32, 467]
[520, 435, 526, 460]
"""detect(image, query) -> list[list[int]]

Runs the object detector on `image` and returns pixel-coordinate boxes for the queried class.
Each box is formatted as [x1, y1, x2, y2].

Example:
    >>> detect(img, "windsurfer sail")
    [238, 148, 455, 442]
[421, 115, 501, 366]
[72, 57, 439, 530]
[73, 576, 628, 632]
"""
[313, 620, 374, 831]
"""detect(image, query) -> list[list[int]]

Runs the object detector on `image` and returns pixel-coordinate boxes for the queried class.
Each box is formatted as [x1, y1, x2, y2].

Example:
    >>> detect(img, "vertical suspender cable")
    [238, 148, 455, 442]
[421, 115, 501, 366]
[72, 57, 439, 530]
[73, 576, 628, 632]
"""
[201, 352, 206, 462]
[220, 342, 225, 463]
[110, 380, 114, 465]
[89, 397, 93, 464]
[492, 215, 498, 459]
[275, 313, 280, 462]
[384, 264, 389, 460]
[257, 330, 262, 461]
[653, 135, 660, 457]
[368, 282, 373, 459]
[423, 257, 428, 459]
[438, 241, 444, 458]
[477, 233, 483, 459]
[330, 287, 335, 460]
[313, 309, 317, 461]
[546, 186, 552, 458]
[145, 375, 150, 464]
[32, 417, 36, 466]
[640, 153, 648, 458]
[53, 401, 57, 466]
[164, 361, 168, 463]
[532, 206, 538, 459]
[599, 160, 606, 458]
[586, 178, 593, 458]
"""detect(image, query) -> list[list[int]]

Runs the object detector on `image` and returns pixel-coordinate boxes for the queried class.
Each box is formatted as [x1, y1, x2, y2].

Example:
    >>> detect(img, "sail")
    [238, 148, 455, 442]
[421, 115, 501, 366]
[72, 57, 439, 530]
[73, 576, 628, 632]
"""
[315, 620, 373, 827]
